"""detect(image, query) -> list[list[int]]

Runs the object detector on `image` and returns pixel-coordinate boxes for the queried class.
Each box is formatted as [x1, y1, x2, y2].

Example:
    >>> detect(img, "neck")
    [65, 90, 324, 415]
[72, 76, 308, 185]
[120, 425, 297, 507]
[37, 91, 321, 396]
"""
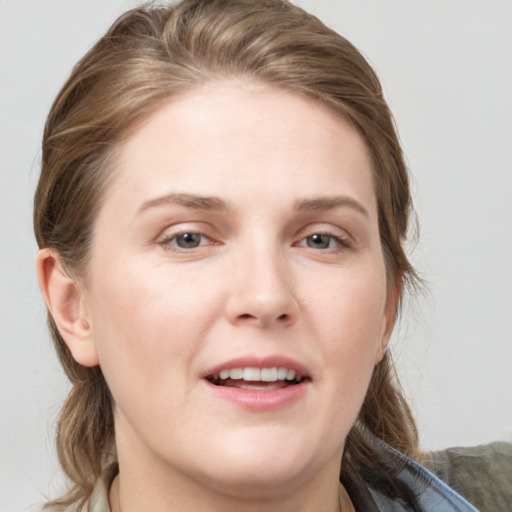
[111, 474, 344, 512]
[111, 415, 348, 512]
[111, 441, 345, 512]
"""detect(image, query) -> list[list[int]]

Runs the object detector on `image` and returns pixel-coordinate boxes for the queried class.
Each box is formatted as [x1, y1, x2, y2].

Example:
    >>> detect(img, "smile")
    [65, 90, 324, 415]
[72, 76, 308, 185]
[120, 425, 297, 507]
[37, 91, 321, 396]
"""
[202, 357, 310, 410]
[207, 366, 304, 389]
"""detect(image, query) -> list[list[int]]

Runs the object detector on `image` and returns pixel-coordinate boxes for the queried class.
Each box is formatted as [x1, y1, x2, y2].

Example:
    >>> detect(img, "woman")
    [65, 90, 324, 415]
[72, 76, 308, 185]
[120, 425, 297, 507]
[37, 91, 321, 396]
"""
[34, 0, 478, 511]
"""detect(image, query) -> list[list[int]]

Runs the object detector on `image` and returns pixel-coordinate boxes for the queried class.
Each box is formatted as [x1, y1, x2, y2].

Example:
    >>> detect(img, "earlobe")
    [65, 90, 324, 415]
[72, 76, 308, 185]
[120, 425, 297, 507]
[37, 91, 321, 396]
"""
[376, 273, 403, 363]
[36, 248, 99, 367]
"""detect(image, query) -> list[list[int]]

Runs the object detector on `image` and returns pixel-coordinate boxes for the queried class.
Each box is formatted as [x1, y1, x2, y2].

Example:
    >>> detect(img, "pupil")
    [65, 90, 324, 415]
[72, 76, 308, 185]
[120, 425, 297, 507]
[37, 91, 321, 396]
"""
[177, 233, 200, 248]
[308, 234, 329, 249]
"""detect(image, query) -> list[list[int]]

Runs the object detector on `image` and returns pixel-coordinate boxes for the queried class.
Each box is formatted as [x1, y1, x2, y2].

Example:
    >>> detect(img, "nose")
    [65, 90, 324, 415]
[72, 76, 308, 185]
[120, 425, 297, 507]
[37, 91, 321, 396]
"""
[224, 241, 299, 328]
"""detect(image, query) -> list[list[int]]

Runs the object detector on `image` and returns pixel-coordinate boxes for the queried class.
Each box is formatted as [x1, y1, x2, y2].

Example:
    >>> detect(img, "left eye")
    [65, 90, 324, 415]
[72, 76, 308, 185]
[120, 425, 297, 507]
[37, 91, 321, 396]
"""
[162, 232, 211, 250]
[299, 233, 345, 249]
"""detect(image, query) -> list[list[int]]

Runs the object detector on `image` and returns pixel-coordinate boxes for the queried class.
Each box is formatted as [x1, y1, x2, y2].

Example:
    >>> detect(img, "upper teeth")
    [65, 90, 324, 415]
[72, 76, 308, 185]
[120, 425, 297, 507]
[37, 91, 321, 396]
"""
[217, 367, 299, 382]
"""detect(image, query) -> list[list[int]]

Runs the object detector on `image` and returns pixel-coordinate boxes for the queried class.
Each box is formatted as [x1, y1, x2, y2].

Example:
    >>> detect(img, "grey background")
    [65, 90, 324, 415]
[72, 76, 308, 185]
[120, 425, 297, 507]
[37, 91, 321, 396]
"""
[1, 1, 511, 510]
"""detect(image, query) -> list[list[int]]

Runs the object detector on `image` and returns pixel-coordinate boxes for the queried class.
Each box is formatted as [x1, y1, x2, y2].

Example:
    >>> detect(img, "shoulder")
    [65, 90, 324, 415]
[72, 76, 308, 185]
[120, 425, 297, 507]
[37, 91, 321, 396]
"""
[35, 463, 117, 512]
[32, 503, 86, 512]
[347, 434, 480, 511]
[425, 441, 512, 512]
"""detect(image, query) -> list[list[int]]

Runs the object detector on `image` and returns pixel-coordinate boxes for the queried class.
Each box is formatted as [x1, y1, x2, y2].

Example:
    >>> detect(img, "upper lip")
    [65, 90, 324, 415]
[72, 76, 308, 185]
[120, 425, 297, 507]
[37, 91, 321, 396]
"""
[201, 355, 310, 379]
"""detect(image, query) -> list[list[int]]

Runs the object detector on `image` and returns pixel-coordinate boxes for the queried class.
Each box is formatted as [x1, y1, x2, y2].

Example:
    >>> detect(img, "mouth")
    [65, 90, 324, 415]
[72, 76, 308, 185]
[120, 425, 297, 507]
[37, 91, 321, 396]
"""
[201, 356, 311, 410]
[206, 366, 308, 390]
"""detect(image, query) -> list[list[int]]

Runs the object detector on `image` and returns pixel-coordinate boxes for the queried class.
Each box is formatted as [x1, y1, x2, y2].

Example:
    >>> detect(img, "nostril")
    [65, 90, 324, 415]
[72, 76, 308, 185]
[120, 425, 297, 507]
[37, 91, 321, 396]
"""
[236, 312, 290, 323]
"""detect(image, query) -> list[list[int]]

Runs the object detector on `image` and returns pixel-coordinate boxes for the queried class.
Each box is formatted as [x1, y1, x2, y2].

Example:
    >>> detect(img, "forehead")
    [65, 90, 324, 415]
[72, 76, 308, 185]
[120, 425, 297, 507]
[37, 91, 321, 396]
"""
[106, 80, 376, 218]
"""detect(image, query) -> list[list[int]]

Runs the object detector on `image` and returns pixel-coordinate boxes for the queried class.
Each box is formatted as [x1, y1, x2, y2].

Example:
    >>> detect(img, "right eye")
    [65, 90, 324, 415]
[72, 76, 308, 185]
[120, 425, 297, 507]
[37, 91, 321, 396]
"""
[159, 232, 213, 251]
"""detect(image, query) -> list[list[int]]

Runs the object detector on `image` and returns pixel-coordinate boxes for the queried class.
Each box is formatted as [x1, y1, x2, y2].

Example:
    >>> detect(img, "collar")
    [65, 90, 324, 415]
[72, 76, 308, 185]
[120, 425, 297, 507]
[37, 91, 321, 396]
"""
[83, 438, 479, 512]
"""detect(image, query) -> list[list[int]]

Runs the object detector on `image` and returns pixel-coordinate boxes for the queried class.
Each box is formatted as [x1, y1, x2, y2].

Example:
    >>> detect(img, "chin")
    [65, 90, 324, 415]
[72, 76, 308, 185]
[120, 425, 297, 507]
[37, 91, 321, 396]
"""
[195, 432, 327, 497]
[200, 460, 310, 499]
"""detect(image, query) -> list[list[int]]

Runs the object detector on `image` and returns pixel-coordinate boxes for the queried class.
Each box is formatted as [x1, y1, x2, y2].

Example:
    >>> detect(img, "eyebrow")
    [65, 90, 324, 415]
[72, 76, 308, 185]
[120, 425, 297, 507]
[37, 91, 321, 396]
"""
[294, 196, 370, 219]
[138, 192, 369, 219]
[138, 193, 229, 214]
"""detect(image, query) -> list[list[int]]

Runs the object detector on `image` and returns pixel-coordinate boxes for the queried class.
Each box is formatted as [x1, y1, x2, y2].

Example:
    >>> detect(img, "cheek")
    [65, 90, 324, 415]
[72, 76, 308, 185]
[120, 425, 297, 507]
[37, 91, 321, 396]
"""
[84, 259, 220, 408]
[312, 267, 388, 348]
[307, 265, 388, 397]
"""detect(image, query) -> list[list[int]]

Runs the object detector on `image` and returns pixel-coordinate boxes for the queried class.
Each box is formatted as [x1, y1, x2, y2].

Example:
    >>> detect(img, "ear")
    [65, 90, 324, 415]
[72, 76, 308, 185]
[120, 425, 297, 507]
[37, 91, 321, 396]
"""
[36, 248, 99, 367]
[375, 272, 403, 363]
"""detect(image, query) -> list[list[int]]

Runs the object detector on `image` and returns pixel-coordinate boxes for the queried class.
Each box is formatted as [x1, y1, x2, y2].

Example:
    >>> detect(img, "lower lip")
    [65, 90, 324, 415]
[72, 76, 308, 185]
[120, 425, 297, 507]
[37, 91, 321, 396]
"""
[203, 379, 309, 411]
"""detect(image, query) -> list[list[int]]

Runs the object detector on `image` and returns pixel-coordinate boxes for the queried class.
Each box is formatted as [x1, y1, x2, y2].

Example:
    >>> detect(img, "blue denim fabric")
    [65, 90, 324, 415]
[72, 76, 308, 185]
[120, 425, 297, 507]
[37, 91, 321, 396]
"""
[44, 439, 483, 511]
[355, 437, 480, 511]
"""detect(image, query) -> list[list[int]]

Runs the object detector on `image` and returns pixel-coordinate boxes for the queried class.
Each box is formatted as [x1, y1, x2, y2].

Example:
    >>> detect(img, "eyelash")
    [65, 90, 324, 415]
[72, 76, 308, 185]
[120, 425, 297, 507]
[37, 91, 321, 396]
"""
[295, 231, 351, 251]
[158, 229, 351, 253]
[159, 231, 216, 251]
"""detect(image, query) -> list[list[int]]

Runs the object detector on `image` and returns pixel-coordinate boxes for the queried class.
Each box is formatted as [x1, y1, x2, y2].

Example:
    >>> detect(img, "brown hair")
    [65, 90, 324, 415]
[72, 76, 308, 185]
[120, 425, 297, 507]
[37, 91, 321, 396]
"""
[35, 0, 420, 509]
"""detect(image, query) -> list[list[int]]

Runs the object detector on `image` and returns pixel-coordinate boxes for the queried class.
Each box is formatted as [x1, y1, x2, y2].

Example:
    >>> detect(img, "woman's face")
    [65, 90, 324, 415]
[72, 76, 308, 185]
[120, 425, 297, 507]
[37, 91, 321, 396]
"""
[81, 81, 395, 494]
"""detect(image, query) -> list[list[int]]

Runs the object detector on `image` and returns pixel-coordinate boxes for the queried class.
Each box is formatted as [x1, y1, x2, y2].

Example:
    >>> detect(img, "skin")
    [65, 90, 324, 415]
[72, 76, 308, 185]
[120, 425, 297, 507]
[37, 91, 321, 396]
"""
[38, 80, 398, 512]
